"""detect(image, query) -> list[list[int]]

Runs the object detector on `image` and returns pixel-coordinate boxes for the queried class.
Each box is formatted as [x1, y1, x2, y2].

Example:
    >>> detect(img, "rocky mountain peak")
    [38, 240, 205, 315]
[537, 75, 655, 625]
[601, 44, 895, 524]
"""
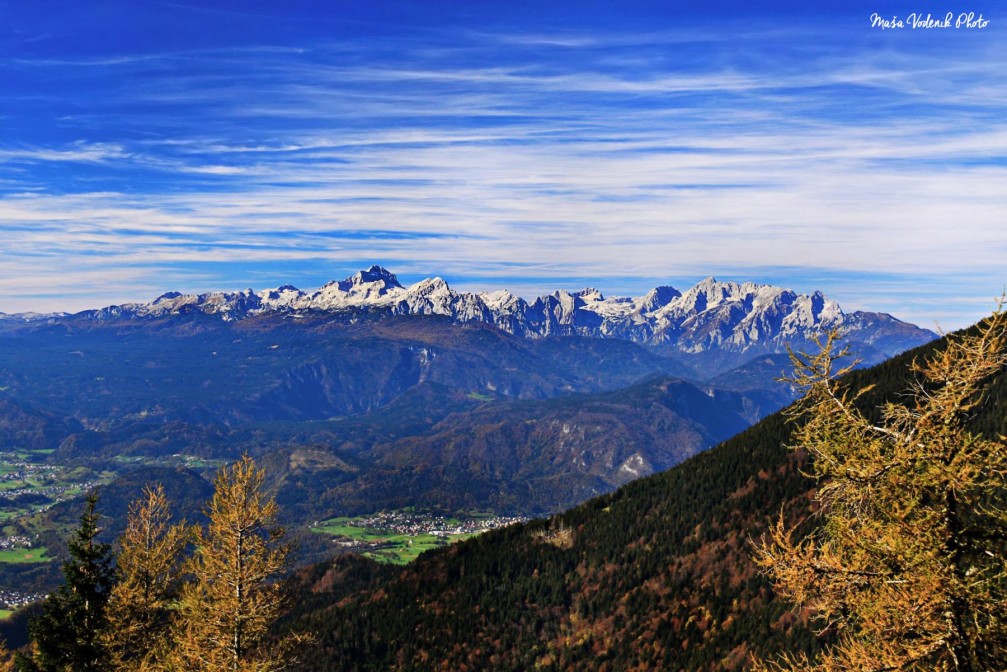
[576, 288, 605, 301]
[351, 265, 401, 287]
[638, 286, 682, 313]
[409, 277, 450, 295]
[38, 266, 934, 363]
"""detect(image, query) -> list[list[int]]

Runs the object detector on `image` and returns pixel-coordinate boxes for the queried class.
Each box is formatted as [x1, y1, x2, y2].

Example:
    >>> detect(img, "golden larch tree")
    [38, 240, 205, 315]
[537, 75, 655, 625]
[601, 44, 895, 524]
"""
[169, 456, 300, 671]
[0, 639, 13, 672]
[755, 309, 1007, 671]
[103, 484, 190, 671]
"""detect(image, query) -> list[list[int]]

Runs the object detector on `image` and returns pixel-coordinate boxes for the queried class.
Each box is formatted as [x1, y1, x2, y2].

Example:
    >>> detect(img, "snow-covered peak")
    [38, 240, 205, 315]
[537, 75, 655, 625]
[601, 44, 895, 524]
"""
[152, 291, 183, 305]
[480, 289, 521, 312]
[304, 266, 406, 309]
[350, 265, 402, 288]
[637, 286, 681, 314]
[395, 277, 475, 318]
[407, 277, 451, 297]
[782, 290, 844, 330]
[662, 278, 787, 317]
[260, 285, 305, 309]
[574, 288, 639, 320]
[575, 288, 605, 301]
[548, 289, 580, 316]
[54, 266, 932, 361]
[643, 277, 851, 352]
[669, 277, 739, 313]
[116, 288, 265, 321]
[0, 311, 71, 322]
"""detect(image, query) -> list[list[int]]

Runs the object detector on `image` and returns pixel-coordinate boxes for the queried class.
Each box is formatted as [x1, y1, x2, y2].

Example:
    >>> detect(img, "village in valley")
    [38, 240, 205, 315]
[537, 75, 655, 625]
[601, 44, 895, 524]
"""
[312, 510, 528, 564]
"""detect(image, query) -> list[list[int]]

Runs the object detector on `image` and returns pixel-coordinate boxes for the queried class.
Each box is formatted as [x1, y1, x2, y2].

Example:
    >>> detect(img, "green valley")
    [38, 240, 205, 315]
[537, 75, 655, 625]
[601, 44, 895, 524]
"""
[310, 510, 526, 565]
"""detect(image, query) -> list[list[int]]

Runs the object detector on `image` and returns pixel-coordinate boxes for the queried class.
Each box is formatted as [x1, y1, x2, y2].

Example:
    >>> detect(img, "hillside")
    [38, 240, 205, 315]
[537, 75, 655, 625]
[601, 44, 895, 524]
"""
[281, 323, 1007, 671]
[0, 313, 685, 433]
[301, 376, 756, 516]
[0, 271, 932, 528]
[0, 311, 792, 521]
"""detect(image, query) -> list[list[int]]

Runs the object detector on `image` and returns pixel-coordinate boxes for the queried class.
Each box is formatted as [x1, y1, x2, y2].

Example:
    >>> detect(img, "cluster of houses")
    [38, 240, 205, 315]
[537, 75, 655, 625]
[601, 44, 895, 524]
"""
[0, 456, 59, 501]
[341, 510, 527, 537]
[0, 587, 45, 612]
[0, 535, 32, 551]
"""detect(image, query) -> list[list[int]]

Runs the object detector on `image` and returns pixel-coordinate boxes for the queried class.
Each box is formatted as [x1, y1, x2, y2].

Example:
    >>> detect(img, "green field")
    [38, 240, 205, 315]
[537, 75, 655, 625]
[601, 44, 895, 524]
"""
[113, 454, 227, 471]
[0, 609, 13, 620]
[0, 546, 51, 564]
[312, 514, 478, 565]
[466, 391, 494, 401]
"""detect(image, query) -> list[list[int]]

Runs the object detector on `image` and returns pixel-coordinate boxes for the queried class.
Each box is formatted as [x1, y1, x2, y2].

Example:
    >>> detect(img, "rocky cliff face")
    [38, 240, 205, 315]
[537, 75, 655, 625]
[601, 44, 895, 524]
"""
[54, 265, 934, 366]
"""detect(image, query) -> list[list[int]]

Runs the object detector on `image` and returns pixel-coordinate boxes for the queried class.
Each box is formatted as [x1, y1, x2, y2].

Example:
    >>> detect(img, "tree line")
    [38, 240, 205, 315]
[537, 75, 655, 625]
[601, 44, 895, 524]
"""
[0, 456, 306, 671]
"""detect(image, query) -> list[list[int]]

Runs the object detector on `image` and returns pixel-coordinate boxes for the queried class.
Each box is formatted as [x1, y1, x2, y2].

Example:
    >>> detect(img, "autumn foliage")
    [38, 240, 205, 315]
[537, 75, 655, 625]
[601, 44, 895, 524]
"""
[755, 310, 1007, 671]
[103, 484, 190, 670]
[168, 456, 306, 671]
[17, 457, 302, 672]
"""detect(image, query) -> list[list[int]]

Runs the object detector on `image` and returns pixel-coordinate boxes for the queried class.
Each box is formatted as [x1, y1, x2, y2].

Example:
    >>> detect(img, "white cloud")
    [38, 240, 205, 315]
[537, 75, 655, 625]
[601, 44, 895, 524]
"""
[0, 142, 127, 164]
[1, 21, 1004, 328]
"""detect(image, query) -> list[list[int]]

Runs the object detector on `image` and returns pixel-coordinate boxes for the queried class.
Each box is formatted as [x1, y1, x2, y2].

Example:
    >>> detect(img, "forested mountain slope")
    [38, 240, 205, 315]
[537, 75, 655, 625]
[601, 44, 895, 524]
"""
[0, 312, 789, 519]
[282, 323, 1007, 671]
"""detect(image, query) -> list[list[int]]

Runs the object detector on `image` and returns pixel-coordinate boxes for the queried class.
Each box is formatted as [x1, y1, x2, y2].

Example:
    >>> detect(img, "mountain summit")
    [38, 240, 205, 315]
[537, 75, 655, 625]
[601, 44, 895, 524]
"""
[36, 267, 934, 373]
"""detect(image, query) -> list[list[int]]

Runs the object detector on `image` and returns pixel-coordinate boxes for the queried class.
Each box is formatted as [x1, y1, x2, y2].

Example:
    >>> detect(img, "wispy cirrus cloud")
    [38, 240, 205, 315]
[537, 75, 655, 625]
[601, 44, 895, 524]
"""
[0, 6, 1004, 327]
[0, 142, 128, 164]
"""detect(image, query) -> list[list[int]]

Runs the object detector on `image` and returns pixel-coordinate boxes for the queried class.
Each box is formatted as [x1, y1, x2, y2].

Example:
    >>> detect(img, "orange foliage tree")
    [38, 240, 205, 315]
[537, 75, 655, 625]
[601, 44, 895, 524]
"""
[756, 310, 1007, 671]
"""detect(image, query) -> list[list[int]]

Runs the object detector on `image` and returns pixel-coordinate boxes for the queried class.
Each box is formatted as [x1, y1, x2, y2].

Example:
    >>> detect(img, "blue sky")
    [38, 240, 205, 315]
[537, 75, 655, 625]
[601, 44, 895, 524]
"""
[1, 1, 1004, 329]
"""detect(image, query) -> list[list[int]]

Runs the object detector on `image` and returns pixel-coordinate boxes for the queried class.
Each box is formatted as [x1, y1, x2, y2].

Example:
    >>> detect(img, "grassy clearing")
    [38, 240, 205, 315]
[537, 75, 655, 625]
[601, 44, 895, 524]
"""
[0, 546, 51, 564]
[366, 532, 480, 564]
[362, 533, 450, 564]
[466, 392, 494, 401]
[311, 513, 479, 565]
[0, 609, 13, 620]
[113, 454, 226, 471]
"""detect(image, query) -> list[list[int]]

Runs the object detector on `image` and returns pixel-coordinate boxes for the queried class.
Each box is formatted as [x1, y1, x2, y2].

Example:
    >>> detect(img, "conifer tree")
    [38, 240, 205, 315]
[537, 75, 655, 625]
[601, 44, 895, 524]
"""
[103, 484, 190, 671]
[168, 456, 302, 671]
[755, 310, 1007, 671]
[18, 492, 116, 672]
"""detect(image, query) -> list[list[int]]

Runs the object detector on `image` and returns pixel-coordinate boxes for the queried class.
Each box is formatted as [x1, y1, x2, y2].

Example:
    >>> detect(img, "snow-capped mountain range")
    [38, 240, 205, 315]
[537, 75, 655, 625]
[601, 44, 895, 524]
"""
[9, 265, 935, 359]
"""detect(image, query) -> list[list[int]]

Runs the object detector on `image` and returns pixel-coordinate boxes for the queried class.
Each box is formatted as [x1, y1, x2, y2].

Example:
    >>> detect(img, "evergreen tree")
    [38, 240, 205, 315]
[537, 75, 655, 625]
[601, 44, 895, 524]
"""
[755, 310, 1007, 671]
[168, 456, 303, 671]
[18, 492, 116, 672]
[103, 484, 190, 671]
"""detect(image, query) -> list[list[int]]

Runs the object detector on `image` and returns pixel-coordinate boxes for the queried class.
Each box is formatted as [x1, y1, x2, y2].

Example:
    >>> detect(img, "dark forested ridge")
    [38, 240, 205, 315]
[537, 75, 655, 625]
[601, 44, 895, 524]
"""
[0, 312, 793, 519]
[281, 324, 1007, 671]
[307, 375, 756, 516]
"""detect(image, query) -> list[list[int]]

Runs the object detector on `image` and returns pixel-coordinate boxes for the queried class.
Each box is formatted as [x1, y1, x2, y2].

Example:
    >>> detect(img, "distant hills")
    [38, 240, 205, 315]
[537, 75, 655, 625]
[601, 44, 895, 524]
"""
[0, 270, 955, 658]
[304, 375, 757, 516]
[280, 320, 1007, 671]
[0, 269, 936, 520]
[0, 313, 776, 517]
